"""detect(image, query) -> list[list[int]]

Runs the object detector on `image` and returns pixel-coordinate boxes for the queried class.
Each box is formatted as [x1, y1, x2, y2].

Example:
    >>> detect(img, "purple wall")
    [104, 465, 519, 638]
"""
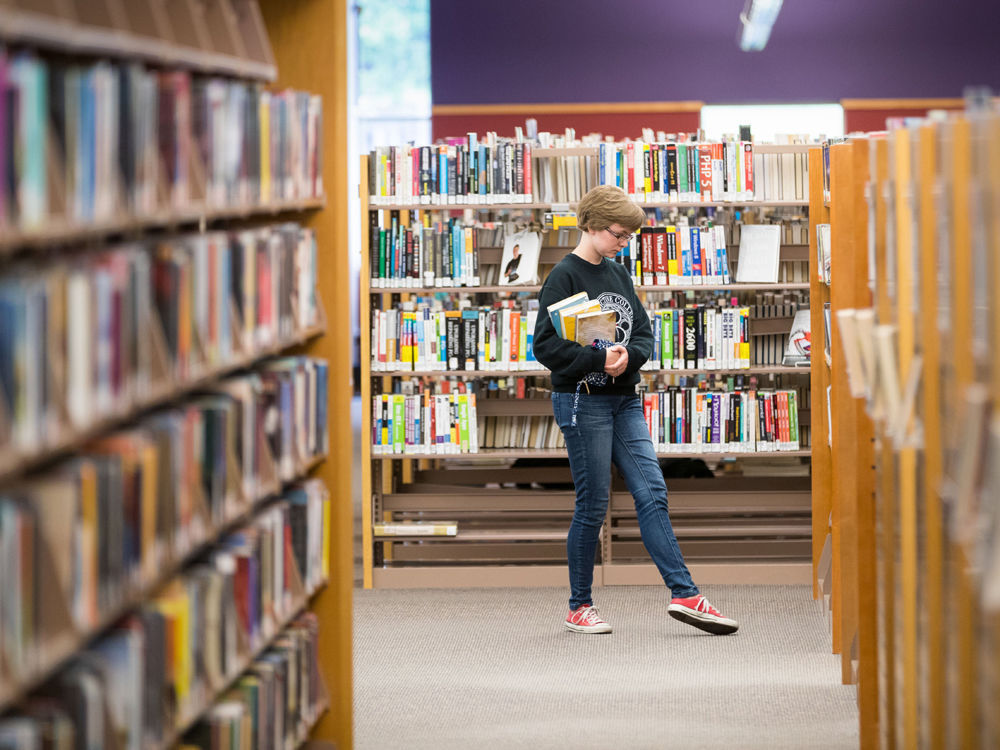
[431, 0, 1000, 104]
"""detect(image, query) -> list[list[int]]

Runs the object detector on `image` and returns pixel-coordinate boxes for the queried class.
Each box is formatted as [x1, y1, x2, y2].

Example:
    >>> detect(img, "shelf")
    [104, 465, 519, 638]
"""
[0, 324, 326, 483]
[0, 197, 326, 256]
[372, 365, 810, 378]
[158, 580, 328, 750]
[531, 144, 811, 157]
[0, 7, 277, 83]
[372, 448, 811, 460]
[370, 200, 810, 211]
[0, 451, 329, 715]
[367, 282, 811, 295]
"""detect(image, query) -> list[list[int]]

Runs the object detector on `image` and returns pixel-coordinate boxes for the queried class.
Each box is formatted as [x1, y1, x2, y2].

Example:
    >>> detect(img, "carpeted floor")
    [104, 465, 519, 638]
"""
[353, 584, 858, 749]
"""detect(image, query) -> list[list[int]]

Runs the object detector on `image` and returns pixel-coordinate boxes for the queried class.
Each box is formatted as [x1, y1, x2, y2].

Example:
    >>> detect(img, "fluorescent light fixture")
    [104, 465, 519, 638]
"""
[739, 0, 783, 51]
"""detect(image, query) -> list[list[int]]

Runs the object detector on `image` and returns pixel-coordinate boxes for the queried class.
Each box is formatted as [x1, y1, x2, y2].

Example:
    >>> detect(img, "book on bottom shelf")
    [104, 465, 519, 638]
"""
[374, 521, 458, 536]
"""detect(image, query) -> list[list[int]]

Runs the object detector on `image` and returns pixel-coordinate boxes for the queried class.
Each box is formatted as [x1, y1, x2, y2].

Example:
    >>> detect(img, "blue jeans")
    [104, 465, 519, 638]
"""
[552, 391, 699, 610]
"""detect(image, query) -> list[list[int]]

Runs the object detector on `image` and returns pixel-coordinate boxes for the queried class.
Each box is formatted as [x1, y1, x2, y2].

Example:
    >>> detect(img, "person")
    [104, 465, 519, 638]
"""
[532, 185, 739, 636]
[503, 243, 522, 282]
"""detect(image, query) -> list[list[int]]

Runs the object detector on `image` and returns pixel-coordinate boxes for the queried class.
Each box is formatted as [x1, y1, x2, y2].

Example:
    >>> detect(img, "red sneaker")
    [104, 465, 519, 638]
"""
[564, 604, 612, 634]
[668, 595, 739, 635]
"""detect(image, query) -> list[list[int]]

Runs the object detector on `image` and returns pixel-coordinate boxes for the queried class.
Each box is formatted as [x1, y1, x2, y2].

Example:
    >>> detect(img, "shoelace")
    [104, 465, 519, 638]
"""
[577, 606, 605, 625]
[694, 597, 721, 616]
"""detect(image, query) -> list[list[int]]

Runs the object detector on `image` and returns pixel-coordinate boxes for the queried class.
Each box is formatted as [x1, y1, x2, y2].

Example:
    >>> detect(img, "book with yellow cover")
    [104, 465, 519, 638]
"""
[374, 521, 458, 536]
[545, 291, 588, 338]
[559, 300, 601, 342]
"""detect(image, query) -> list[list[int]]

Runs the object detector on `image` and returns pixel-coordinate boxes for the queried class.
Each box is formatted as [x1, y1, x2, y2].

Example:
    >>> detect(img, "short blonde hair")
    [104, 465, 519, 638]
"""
[576, 185, 645, 233]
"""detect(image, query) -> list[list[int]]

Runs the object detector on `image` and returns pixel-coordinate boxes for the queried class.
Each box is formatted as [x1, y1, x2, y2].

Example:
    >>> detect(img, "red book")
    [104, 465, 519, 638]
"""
[411, 146, 419, 200]
[626, 142, 635, 195]
[743, 142, 754, 198]
[640, 228, 653, 285]
[652, 227, 667, 285]
[523, 143, 532, 200]
[509, 311, 520, 364]
[643, 394, 654, 438]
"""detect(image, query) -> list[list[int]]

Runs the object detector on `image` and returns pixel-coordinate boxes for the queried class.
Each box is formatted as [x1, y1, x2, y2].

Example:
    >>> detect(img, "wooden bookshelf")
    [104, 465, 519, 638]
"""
[373, 200, 809, 211]
[371, 448, 812, 460]
[0, 324, 325, 483]
[362, 143, 814, 591]
[821, 110, 1000, 749]
[0, 449, 328, 714]
[0, 0, 351, 747]
[0, 1, 277, 81]
[371, 282, 811, 295]
[257, 0, 352, 747]
[0, 197, 326, 256]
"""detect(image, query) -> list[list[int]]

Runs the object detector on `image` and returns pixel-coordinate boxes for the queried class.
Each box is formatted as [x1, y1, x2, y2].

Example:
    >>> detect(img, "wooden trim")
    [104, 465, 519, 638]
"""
[840, 98, 964, 110]
[603, 562, 812, 585]
[432, 100, 705, 116]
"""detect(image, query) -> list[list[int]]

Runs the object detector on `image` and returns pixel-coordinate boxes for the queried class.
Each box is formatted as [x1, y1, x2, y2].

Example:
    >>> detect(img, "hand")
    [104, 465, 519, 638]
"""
[604, 345, 628, 377]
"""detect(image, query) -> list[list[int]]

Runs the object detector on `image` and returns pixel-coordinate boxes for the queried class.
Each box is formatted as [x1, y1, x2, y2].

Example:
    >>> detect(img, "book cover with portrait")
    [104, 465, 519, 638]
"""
[499, 229, 541, 286]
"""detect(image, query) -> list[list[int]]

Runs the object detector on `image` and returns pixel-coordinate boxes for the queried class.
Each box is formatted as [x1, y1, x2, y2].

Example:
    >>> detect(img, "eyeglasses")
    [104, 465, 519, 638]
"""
[605, 227, 635, 244]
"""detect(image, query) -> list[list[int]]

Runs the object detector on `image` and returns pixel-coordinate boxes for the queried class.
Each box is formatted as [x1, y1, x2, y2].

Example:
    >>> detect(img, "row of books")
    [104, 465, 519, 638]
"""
[368, 135, 533, 206]
[597, 140, 809, 203]
[642, 387, 803, 453]
[370, 297, 808, 373]
[369, 214, 481, 289]
[0, 50, 322, 234]
[372, 389, 479, 455]
[643, 304, 752, 371]
[0, 223, 321, 458]
[366, 136, 809, 207]
[366, 209, 809, 291]
[0, 483, 330, 749]
[0, 358, 329, 684]
[371, 302, 540, 373]
[622, 224, 731, 287]
[180, 612, 325, 749]
[370, 385, 804, 454]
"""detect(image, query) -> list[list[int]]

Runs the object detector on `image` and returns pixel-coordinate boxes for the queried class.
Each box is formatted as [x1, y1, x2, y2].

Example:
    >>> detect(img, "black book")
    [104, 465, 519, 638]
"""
[461, 311, 479, 370]
[445, 313, 461, 370]
[683, 308, 698, 369]
[695, 306, 705, 368]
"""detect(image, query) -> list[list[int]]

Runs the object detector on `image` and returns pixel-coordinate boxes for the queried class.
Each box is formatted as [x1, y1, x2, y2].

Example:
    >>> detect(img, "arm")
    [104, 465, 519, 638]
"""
[623, 285, 653, 376]
[533, 273, 606, 380]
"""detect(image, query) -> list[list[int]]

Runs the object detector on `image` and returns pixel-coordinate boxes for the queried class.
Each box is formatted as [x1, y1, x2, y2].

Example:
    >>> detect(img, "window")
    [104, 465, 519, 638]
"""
[700, 103, 844, 142]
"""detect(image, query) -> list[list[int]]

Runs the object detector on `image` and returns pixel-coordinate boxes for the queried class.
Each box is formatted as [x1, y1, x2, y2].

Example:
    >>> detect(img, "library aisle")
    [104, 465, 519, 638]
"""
[353, 585, 858, 749]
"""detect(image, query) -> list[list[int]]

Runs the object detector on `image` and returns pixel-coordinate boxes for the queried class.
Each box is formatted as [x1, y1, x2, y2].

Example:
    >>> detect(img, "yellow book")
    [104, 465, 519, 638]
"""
[665, 226, 679, 282]
[643, 143, 652, 195]
[321, 494, 331, 579]
[560, 300, 601, 343]
[140, 441, 159, 582]
[400, 311, 416, 365]
[259, 92, 271, 203]
[740, 306, 751, 366]
[78, 458, 98, 626]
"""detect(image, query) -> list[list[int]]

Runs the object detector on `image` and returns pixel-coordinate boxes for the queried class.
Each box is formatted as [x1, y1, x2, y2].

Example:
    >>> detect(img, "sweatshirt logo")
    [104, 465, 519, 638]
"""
[597, 292, 632, 345]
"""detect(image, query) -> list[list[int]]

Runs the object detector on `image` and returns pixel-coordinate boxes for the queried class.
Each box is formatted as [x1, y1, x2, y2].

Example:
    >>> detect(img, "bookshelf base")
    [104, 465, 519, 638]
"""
[372, 565, 577, 588]
[368, 561, 812, 588]
[602, 561, 812, 585]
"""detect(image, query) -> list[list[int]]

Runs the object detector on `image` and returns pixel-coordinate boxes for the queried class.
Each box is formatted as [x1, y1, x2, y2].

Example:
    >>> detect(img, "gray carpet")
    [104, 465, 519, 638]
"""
[354, 585, 858, 749]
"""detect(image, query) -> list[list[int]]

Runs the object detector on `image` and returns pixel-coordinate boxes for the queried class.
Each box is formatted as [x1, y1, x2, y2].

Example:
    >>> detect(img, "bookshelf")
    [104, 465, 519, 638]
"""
[361, 140, 816, 589]
[820, 108, 1000, 749]
[0, 1, 350, 748]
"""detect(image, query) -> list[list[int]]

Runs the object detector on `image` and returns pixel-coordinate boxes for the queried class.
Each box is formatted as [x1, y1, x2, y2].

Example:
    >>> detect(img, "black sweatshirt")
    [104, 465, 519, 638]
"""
[533, 253, 652, 394]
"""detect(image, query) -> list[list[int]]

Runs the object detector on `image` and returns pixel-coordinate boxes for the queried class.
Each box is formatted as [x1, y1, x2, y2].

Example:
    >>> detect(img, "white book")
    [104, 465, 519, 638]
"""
[735, 224, 781, 283]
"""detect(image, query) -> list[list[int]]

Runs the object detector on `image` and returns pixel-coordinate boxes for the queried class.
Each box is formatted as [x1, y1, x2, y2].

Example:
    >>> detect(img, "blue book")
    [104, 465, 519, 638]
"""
[690, 227, 702, 283]
[599, 143, 606, 185]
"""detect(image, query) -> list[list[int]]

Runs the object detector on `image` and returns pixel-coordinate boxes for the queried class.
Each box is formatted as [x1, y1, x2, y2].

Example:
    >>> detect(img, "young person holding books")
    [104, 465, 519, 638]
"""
[533, 185, 739, 636]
